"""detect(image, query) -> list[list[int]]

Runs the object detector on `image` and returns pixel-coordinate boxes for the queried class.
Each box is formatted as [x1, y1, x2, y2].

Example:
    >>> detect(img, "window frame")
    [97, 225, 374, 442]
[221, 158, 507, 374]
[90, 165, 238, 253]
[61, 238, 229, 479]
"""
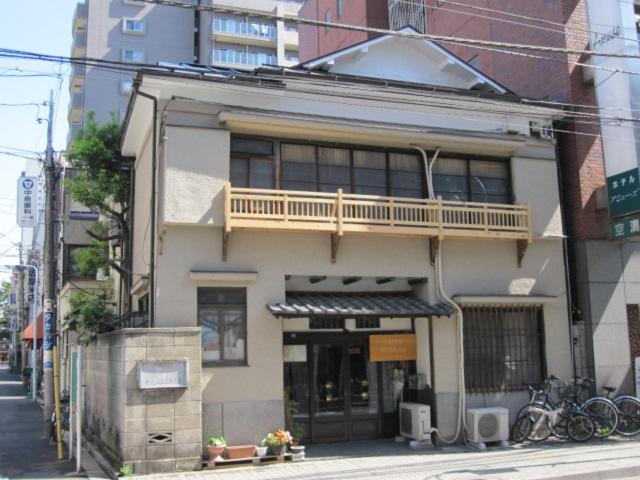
[324, 9, 332, 31]
[121, 47, 145, 63]
[197, 287, 248, 367]
[122, 17, 146, 35]
[337, 0, 344, 18]
[230, 136, 276, 189]
[462, 304, 547, 394]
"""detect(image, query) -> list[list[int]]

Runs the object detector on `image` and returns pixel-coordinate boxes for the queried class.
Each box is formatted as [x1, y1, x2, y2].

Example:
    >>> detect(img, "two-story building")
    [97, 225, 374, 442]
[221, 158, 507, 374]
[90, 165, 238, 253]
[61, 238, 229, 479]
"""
[116, 31, 571, 459]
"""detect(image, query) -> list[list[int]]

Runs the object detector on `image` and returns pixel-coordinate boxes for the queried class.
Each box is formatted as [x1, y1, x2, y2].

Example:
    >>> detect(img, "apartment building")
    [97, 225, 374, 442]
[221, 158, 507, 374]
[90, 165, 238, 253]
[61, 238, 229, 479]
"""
[68, 0, 304, 143]
[298, 0, 640, 397]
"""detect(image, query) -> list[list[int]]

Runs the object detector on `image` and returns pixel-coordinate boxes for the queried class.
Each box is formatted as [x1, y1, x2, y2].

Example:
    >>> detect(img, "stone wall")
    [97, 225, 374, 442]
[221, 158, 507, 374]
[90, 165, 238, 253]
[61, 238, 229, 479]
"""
[83, 327, 202, 475]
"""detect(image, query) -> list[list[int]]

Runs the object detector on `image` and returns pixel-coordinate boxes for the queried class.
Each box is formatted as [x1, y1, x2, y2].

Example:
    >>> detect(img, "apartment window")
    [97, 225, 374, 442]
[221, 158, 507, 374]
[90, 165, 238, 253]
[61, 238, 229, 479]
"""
[120, 78, 133, 95]
[198, 288, 247, 365]
[310, 318, 344, 329]
[337, 0, 344, 17]
[230, 137, 274, 188]
[65, 245, 98, 279]
[324, 9, 332, 31]
[121, 48, 144, 63]
[356, 318, 380, 329]
[463, 305, 545, 393]
[433, 157, 510, 204]
[123, 18, 146, 35]
[282, 143, 425, 198]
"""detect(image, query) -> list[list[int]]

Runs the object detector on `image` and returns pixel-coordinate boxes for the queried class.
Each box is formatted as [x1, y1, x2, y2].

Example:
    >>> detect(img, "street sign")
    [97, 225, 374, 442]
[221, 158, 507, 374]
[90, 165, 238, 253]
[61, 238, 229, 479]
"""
[16, 176, 39, 227]
[611, 213, 640, 240]
[608, 168, 640, 218]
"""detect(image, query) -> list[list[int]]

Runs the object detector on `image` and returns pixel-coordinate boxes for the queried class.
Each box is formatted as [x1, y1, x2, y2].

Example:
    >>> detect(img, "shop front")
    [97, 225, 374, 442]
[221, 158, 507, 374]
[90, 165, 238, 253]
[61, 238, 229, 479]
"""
[271, 292, 452, 444]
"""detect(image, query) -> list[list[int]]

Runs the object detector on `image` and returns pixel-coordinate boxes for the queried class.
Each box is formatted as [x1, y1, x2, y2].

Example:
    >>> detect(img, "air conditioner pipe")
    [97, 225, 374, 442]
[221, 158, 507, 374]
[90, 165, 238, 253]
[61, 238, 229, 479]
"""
[411, 145, 466, 446]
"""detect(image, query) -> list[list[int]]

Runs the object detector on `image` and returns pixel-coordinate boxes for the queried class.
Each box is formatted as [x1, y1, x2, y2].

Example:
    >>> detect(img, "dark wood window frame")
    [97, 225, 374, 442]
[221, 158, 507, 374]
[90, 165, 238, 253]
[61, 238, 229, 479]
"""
[230, 136, 275, 189]
[462, 304, 546, 394]
[197, 287, 248, 367]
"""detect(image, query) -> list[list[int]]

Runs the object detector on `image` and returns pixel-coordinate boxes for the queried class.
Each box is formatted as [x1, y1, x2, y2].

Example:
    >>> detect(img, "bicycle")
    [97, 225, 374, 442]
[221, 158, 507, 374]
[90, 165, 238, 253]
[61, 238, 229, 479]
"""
[49, 391, 70, 443]
[511, 379, 595, 443]
[577, 377, 640, 437]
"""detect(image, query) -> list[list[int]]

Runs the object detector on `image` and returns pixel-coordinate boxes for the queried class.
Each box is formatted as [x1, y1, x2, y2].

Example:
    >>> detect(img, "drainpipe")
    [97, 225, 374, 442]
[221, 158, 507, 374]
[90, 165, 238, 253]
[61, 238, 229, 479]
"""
[134, 86, 157, 328]
[411, 145, 466, 445]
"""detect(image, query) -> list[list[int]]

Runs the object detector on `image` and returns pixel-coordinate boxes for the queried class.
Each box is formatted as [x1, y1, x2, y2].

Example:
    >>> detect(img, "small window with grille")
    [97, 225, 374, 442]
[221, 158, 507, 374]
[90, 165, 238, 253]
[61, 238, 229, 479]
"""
[310, 317, 344, 329]
[356, 318, 380, 329]
[463, 305, 545, 393]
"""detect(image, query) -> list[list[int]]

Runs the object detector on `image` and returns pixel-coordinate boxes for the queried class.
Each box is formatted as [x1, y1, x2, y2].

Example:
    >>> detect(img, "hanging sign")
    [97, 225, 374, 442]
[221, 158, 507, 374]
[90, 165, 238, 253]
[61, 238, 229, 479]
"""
[608, 168, 640, 218]
[43, 300, 55, 371]
[16, 176, 39, 227]
[370, 334, 417, 362]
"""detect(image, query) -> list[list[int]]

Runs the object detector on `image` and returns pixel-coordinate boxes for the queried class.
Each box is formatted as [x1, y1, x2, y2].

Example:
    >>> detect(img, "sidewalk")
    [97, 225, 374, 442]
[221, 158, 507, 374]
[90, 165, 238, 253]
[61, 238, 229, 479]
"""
[137, 436, 640, 480]
[0, 362, 84, 479]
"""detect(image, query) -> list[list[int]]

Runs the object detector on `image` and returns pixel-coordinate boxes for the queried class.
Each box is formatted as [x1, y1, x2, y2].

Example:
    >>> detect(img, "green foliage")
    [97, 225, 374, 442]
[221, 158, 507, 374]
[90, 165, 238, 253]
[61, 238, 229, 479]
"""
[119, 464, 134, 477]
[207, 436, 226, 446]
[71, 239, 108, 277]
[66, 113, 130, 211]
[63, 289, 119, 345]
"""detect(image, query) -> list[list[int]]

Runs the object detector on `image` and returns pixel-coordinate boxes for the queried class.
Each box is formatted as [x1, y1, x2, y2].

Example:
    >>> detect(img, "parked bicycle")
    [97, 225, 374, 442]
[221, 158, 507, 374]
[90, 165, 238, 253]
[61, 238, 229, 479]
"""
[511, 378, 595, 443]
[575, 377, 640, 437]
[49, 391, 70, 443]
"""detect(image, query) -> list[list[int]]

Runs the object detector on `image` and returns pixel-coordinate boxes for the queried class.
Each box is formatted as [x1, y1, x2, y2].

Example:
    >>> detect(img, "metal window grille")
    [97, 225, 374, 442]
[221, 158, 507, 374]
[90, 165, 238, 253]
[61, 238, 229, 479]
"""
[356, 318, 380, 329]
[309, 317, 344, 329]
[388, 0, 426, 33]
[462, 305, 545, 394]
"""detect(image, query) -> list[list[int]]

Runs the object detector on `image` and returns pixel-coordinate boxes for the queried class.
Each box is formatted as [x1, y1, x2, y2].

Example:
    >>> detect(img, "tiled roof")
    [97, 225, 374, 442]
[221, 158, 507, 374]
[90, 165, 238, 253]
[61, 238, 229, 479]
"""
[267, 292, 454, 318]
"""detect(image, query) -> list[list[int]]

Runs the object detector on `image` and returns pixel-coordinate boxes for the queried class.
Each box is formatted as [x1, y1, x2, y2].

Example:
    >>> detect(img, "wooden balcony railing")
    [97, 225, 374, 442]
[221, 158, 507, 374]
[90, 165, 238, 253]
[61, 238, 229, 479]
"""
[223, 184, 532, 262]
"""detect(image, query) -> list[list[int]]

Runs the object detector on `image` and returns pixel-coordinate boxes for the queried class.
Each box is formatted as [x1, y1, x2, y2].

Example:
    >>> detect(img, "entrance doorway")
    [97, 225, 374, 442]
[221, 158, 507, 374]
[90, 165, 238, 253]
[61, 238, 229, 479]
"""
[284, 333, 416, 444]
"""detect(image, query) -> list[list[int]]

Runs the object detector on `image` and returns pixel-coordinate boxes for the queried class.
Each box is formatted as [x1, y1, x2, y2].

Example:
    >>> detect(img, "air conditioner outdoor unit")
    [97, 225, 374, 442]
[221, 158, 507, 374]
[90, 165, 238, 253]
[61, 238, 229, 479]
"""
[399, 402, 431, 441]
[467, 407, 509, 444]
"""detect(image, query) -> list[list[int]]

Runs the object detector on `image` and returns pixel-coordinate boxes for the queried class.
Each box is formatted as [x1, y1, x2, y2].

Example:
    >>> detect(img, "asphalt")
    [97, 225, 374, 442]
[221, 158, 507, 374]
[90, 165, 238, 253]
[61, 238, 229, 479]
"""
[0, 362, 83, 479]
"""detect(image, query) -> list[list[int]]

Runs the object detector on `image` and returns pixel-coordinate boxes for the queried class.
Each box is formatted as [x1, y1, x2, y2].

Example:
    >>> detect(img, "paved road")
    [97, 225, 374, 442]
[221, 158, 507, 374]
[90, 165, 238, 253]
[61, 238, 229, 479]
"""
[0, 363, 83, 479]
[137, 437, 640, 480]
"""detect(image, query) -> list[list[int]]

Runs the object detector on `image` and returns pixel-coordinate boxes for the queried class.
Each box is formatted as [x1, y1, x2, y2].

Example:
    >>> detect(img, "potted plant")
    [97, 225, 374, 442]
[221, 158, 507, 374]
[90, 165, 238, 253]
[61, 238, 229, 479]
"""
[263, 429, 292, 456]
[256, 443, 268, 458]
[206, 436, 226, 460]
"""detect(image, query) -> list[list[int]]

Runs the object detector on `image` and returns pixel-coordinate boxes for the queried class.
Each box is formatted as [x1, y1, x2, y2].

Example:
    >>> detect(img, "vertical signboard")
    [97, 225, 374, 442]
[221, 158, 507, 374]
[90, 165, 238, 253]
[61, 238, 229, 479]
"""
[586, 0, 640, 232]
[43, 299, 54, 372]
[16, 176, 39, 227]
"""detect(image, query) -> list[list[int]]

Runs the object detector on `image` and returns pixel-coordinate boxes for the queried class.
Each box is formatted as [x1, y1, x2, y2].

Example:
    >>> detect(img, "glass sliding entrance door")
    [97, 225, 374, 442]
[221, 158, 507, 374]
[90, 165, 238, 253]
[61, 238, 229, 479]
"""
[310, 342, 381, 443]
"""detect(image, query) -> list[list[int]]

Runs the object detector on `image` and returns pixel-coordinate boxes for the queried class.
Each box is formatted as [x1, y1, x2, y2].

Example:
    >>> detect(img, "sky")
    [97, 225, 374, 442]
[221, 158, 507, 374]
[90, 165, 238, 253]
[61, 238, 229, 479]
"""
[0, 1, 77, 282]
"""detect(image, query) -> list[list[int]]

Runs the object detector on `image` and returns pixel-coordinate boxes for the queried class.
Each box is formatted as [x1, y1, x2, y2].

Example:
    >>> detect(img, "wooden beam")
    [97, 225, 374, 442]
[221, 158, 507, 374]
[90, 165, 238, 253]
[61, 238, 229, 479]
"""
[376, 277, 395, 284]
[309, 276, 327, 284]
[408, 277, 428, 286]
[429, 237, 440, 266]
[342, 276, 362, 285]
[517, 239, 529, 268]
[222, 231, 229, 262]
[331, 233, 340, 264]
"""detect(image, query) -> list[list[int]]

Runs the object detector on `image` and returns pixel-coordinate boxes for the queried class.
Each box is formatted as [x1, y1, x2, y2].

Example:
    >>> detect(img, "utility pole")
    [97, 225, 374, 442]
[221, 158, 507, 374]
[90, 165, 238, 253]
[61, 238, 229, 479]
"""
[42, 90, 56, 434]
[17, 243, 25, 371]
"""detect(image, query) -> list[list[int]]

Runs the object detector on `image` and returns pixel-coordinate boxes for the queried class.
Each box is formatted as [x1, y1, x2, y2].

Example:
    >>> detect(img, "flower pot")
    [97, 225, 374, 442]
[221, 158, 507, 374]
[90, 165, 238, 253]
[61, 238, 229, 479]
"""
[207, 445, 225, 460]
[256, 446, 268, 458]
[289, 445, 305, 454]
[225, 445, 256, 459]
[268, 444, 287, 456]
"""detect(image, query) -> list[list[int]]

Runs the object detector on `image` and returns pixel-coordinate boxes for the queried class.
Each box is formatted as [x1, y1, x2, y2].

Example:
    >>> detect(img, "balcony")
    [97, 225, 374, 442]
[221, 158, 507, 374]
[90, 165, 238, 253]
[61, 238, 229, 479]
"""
[72, 3, 87, 32]
[212, 18, 277, 46]
[223, 185, 532, 263]
[68, 92, 83, 123]
[213, 49, 278, 68]
[70, 64, 85, 90]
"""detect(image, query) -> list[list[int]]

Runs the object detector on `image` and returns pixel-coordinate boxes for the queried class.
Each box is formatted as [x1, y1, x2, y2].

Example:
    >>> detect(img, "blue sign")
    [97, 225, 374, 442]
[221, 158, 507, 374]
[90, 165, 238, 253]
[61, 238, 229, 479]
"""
[43, 361, 53, 370]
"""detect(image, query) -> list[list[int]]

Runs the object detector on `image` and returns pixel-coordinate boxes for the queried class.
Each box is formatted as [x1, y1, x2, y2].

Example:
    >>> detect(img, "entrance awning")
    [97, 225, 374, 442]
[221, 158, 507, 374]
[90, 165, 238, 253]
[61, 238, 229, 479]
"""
[267, 292, 454, 318]
[21, 313, 43, 341]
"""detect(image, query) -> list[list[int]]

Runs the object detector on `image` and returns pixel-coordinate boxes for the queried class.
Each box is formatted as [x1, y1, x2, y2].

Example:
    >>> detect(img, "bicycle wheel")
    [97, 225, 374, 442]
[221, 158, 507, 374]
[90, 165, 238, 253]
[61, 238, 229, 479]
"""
[511, 413, 532, 443]
[614, 396, 640, 436]
[566, 413, 595, 442]
[526, 407, 553, 442]
[583, 398, 618, 438]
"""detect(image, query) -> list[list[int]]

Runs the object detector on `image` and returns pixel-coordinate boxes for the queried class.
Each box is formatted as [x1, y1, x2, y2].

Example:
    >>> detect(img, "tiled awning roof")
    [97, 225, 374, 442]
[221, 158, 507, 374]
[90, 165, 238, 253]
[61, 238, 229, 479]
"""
[267, 292, 454, 318]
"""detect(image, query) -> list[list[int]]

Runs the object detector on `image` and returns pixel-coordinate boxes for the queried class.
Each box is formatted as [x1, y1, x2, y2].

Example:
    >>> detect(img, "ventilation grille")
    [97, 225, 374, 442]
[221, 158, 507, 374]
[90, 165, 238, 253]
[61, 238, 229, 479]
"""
[148, 432, 173, 444]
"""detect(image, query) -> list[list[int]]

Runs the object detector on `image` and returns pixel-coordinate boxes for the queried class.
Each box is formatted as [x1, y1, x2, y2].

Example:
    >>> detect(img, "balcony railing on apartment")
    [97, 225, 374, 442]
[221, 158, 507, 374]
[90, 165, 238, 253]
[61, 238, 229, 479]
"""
[213, 49, 278, 67]
[223, 184, 532, 262]
[213, 18, 277, 40]
[118, 312, 150, 329]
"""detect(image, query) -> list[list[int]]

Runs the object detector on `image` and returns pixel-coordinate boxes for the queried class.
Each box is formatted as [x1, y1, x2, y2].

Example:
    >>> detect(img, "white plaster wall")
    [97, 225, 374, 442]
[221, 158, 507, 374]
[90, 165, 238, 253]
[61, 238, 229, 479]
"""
[132, 133, 152, 285]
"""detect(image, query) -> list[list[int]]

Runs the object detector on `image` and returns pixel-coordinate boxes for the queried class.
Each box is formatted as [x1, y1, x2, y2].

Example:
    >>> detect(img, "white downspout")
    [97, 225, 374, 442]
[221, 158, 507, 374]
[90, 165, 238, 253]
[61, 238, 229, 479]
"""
[411, 145, 466, 445]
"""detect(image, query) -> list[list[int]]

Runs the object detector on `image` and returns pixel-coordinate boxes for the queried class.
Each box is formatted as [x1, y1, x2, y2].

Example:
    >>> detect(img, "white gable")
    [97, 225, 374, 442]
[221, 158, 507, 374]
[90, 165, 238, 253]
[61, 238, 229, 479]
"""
[303, 29, 506, 94]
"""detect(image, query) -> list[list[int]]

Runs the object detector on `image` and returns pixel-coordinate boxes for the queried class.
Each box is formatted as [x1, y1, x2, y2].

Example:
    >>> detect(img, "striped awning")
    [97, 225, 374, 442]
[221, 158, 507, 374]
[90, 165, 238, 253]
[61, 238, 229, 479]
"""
[267, 292, 454, 318]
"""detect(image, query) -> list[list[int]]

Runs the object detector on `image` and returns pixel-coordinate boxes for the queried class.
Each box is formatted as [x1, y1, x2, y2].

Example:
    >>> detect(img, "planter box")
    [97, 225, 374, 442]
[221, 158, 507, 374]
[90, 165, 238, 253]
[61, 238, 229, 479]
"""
[225, 445, 256, 459]
[207, 445, 225, 460]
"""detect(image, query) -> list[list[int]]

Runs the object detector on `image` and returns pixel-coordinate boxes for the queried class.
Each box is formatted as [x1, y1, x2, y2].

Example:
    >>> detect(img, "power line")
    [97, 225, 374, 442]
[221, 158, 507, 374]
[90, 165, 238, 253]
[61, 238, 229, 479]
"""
[135, 0, 640, 59]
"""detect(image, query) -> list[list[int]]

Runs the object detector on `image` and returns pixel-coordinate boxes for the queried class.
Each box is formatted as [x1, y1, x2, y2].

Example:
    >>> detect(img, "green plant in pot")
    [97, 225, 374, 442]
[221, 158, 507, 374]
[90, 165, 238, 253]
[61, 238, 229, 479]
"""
[262, 429, 292, 456]
[206, 436, 226, 460]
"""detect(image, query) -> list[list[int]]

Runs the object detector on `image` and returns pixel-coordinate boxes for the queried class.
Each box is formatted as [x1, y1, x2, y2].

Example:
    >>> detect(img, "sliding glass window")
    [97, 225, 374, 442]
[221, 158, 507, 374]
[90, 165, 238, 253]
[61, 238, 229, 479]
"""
[230, 137, 274, 189]
[433, 157, 511, 204]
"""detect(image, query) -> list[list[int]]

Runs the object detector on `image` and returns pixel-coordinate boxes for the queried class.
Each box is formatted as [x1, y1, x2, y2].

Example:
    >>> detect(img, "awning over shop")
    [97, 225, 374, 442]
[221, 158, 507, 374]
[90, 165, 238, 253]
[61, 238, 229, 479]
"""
[267, 292, 454, 318]
[21, 313, 43, 341]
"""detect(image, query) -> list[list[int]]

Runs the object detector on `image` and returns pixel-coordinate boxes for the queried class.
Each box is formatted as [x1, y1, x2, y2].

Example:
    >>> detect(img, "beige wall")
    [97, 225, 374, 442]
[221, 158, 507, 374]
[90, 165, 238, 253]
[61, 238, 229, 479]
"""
[132, 131, 152, 294]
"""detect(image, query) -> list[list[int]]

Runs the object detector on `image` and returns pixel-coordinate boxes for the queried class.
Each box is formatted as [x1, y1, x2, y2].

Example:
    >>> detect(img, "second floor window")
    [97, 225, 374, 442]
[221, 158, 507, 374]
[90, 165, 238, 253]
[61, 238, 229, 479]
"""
[122, 48, 144, 63]
[433, 158, 510, 204]
[230, 137, 274, 189]
[123, 18, 146, 34]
